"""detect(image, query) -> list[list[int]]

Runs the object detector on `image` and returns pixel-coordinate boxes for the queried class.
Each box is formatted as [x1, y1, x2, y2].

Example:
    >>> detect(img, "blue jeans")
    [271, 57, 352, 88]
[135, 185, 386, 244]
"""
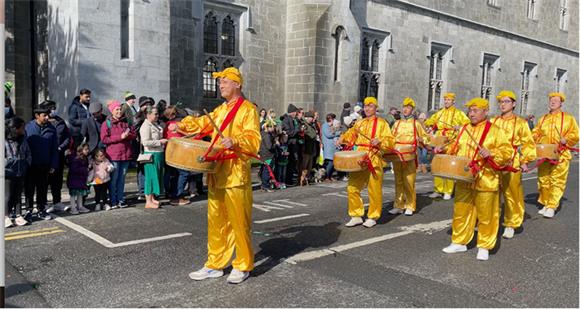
[418, 147, 429, 165]
[260, 161, 274, 189]
[275, 164, 287, 185]
[167, 167, 190, 198]
[109, 161, 130, 206]
[323, 159, 334, 179]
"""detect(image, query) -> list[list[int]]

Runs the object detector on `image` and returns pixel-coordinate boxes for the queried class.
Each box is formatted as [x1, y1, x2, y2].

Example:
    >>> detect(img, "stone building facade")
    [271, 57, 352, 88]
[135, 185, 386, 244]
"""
[5, 0, 578, 120]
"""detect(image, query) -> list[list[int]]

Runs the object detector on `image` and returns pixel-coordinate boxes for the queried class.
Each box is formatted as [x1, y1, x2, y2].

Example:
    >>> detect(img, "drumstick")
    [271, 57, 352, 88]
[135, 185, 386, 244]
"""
[461, 126, 484, 152]
[354, 127, 386, 156]
[203, 109, 225, 139]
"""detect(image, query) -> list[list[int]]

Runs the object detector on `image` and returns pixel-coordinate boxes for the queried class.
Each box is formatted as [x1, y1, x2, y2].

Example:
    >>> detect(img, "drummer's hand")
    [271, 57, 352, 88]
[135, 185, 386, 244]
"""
[479, 148, 491, 159]
[168, 123, 178, 132]
[560, 137, 567, 145]
[453, 125, 462, 131]
[335, 139, 342, 147]
[521, 163, 529, 173]
[370, 138, 380, 146]
[221, 137, 234, 149]
[433, 146, 443, 154]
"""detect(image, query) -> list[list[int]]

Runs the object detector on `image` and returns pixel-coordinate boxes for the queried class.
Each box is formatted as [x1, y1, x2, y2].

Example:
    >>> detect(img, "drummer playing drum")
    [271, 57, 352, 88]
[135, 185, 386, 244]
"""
[336, 96, 395, 228]
[531, 92, 579, 219]
[435, 97, 514, 261]
[168, 67, 260, 284]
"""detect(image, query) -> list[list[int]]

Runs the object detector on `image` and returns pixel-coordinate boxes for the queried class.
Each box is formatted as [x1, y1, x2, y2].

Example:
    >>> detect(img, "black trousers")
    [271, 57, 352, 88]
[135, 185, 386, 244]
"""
[94, 184, 109, 205]
[25, 165, 50, 211]
[48, 153, 65, 204]
[6, 177, 24, 216]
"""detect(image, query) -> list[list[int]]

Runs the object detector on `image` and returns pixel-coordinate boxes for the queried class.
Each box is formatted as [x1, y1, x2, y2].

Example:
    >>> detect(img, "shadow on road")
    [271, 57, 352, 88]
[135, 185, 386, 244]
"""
[251, 222, 341, 277]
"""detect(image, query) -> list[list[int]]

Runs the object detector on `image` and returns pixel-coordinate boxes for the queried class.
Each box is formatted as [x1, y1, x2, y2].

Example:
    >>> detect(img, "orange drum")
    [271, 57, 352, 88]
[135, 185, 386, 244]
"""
[428, 135, 449, 148]
[383, 145, 416, 162]
[431, 154, 474, 183]
[165, 138, 223, 173]
[536, 144, 559, 160]
[334, 151, 367, 172]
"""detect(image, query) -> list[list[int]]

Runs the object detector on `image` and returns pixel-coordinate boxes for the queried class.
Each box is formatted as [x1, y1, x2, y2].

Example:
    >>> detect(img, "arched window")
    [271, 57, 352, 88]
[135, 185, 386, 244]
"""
[359, 75, 369, 101]
[223, 59, 235, 69]
[204, 12, 218, 54]
[370, 74, 379, 98]
[333, 26, 347, 82]
[203, 58, 218, 98]
[360, 38, 370, 71]
[371, 40, 380, 72]
[221, 15, 236, 56]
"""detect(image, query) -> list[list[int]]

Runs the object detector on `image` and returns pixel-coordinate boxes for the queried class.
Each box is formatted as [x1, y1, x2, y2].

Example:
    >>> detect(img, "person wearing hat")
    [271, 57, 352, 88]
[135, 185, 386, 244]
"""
[298, 111, 319, 186]
[81, 101, 106, 154]
[424, 92, 470, 200]
[532, 92, 579, 218]
[24, 103, 60, 221]
[282, 103, 301, 185]
[436, 97, 513, 261]
[168, 67, 260, 284]
[387, 97, 427, 216]
[38, 100, 72, 214]
[490, 90, 537, 238]
[337, 96, 395, 228]
[121, 91, 138, 126]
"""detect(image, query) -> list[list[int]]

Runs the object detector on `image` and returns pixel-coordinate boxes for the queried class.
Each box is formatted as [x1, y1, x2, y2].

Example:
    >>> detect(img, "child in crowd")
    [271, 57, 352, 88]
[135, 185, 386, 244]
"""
[274, 126, 289, 189]
[5, 117, 32, 227]
[259, 120, 277, 192]
[66, 143, 91, 214]
[88, 148, 115, 211]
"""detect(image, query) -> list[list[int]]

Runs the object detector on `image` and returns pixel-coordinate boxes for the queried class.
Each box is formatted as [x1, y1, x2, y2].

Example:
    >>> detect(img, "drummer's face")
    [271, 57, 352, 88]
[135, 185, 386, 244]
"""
[402, 105, 413, 117]
[364, 104, 377, 117]
[549, 96, 563, 111]
[218, 78, 241, 100]
[444, 98, 454, 108]
[468, 107, 487, 124]
[498, 97, 515, 114]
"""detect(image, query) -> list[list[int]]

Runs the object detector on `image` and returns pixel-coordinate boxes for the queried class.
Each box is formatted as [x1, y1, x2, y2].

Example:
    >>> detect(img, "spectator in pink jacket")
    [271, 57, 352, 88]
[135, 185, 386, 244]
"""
[100, 100, 136, 208]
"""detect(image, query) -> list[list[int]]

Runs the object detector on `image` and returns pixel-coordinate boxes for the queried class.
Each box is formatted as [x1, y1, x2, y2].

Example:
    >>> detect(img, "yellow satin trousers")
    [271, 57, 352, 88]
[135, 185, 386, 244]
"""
[393, 161, 417, 211]
[434, 176, 454, 195]
[451, 183, 500, 250]
[500, 171, 525, 228]
[538, 160, 571, 209]
[347, 166, 384, 220]
[205, 184, 254, 272]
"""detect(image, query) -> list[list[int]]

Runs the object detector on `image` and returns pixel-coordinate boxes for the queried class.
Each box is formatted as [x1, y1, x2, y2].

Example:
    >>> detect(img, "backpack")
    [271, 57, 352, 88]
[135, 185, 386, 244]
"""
[5, 141, 28, 178]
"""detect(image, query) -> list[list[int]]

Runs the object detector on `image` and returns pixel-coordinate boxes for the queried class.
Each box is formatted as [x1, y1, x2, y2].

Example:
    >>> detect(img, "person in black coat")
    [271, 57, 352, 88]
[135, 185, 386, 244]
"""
[282, 104, 300, 185]
[67, 88, 92, 148]
[81, 102, 106, 154]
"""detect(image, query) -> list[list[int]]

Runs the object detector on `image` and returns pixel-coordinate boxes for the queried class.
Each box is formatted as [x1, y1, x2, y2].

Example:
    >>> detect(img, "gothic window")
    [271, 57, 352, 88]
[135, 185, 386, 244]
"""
[221, 15, 236, 56]
[204, 12, 218, 54]
[371, 40, 380, 72]
[203, 58, 218, 98]
[359, 75, 369, 102]
[360, 38, 370, 71]
[369, 75, 379, 98]
[481, 54, 500, 101]
[223, 59, 235, 69]
[556, 68, 567, 93]
[520, 62, 537, 114]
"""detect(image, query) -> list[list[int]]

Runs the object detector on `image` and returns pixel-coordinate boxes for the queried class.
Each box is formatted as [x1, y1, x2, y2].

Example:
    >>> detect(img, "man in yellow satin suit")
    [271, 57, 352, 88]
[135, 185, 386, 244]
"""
[491, 90, 537, 239]
[337, 96, 395, 228]
[438, 97, 513, 261]
[168, 67, 260, 284]
[387, 97, 427, 216]
[425, 92, 470, 200]
[532, 92, 579, 218]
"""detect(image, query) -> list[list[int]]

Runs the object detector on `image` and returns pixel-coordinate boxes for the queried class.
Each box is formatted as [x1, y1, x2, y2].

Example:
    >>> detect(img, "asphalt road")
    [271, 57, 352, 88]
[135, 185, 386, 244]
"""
[4, 162, 579, 307]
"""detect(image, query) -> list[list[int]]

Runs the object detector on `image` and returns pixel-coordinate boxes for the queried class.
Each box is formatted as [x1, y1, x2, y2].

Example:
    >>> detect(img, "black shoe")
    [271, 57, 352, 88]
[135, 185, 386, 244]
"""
[23, 211, 33, 222]
[119, 202, 129, 208]
[37, 211, 53, 221]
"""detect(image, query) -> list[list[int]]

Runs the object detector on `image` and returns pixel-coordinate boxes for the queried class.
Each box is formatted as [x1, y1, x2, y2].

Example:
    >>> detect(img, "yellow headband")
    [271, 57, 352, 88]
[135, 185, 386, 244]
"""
[363, 96, 378, 106]
[548, 92, 566, 102]
[443, 92, 456, 100]
[465, 97, 489, 109]
[212, 67, 243, 86]
[402, 97, 415, 108]
[496, 90, 516, 102]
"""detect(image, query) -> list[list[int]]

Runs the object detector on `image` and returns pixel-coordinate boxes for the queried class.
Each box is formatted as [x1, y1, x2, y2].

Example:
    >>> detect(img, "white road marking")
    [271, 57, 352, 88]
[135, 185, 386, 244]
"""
[273, 199, 308, 207]
[253, 203, 284, 212]
[285, 219, 452, 264]
[254, 214, 311, 224]
[263, 201, 294, 209]
[54, 216, 191, 248]
[322, 192, 348, 198]
[522, 176, 538, 181]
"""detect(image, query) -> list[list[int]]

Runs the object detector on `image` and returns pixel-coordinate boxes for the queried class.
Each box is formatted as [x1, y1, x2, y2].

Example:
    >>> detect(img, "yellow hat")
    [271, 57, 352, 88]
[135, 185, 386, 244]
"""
[443, 92, 456, 100]
[548, 92, 566, 102]
[363, 96, 378, 106]
[465, 97, 489, 109]
[402, 97, 415, 108]
[496, 90, 516, 102]
[212, 67, 243, 85]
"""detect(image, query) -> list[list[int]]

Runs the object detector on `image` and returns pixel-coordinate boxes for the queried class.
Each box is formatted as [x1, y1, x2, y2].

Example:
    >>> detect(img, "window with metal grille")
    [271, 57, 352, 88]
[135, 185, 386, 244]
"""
[221, 15, 236, 56]
[520, 62, 537, 114]
[527, 0, 537, 19]
[371, 40, 380, 72]
[121, 0, 132, 59]
[361, 38, 370, 71]
[204, 12, 218, 54]
[556, 68, 567, 93]
[203, 59, 218, 98]
[488, 0, 499, 7]
[559, 0, 569, 30]
[481, 54, 500, 101]
[428, 52, 444, 111]
[359, 75, 369, 101]
[359, 35, 380, 101]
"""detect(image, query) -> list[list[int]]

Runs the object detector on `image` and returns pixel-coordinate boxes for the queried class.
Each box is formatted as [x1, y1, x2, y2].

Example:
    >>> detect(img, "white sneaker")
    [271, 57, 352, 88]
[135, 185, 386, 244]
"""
[443, 193, 452, 200]
[345, 217, 363, 227]
[538, 207, 546, 215]
[362, 218, 376, 228]
[69, 207, 79, 215]
[476, 248, 489, 261]
[189, 267, 224, 281]
[342, 176, 349, 181]
[14, 216, 29, 226]
[52, 202, 67, 212]
[543, 208, 555, 218]
[77, 205, 90, 214]
[104, 204, 112, 211]
[5, 216, 13, 228]
[442, 243, 467, 253]
[227, 269, 249, 284]
[94, 204, 102, 211]
[45, 205, 55, 213]
[428, 192, 442, 198]
[502, 227, 515, 239]
[388, 208, 404, 215]
[404, 209, 413, 216]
